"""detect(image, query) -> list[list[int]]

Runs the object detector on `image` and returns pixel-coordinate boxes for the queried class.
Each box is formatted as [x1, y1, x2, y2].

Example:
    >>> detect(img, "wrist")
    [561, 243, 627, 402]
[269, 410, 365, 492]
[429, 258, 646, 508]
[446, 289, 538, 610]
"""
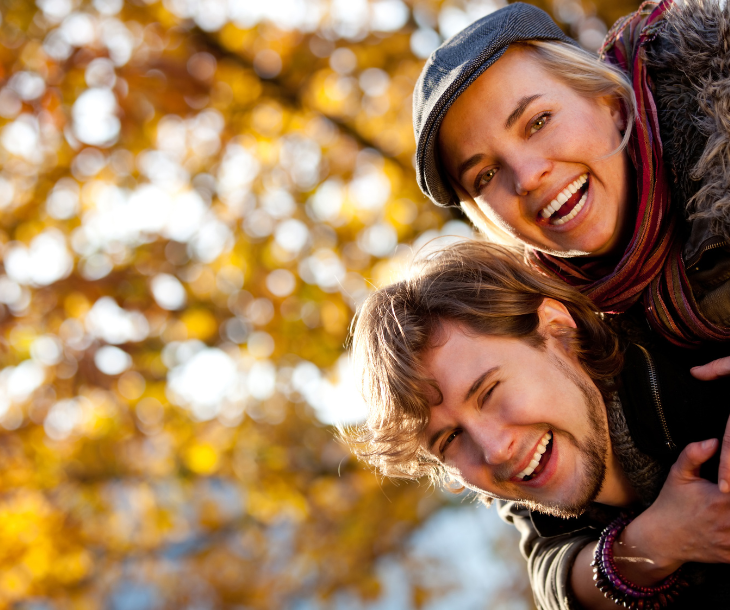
[592, 513, 688, 608]
[617, 515, 683, 585]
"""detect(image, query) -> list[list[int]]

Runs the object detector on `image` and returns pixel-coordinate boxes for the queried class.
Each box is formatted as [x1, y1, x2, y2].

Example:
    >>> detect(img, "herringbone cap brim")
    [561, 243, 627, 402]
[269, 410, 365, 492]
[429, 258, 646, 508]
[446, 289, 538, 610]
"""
[413, 2, 578, 207]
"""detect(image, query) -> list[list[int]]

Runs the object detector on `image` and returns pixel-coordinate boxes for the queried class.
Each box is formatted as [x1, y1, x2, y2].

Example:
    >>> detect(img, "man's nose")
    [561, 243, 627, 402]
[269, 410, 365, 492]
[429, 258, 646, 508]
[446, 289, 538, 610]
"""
[511, 154, 551, 196]
[469, 423, 514, 465]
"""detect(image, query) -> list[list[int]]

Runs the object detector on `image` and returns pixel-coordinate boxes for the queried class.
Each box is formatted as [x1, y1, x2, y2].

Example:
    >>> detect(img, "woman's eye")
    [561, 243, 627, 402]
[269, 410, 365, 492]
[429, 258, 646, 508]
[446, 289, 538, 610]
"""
[476, 169, 496, 192]
[529, 112, 551, 135]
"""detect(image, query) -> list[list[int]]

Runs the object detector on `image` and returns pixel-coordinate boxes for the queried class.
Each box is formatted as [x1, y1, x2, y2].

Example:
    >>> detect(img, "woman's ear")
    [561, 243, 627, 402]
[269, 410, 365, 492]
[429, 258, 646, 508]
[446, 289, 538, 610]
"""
[601, 94, 626, 132]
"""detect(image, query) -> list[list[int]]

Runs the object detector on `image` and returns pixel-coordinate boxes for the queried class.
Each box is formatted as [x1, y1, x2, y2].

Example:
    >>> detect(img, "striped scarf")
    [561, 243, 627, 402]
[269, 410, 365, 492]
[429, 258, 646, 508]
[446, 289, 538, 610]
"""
[532, 0, 730, 347]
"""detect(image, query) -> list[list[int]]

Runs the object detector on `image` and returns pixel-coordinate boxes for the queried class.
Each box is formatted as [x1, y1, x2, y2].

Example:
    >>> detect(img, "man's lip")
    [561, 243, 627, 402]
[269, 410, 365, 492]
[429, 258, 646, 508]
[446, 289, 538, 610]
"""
[520, 434, 558, 488]
[510, 432, 551, 482]
[535, 174, 589, 225]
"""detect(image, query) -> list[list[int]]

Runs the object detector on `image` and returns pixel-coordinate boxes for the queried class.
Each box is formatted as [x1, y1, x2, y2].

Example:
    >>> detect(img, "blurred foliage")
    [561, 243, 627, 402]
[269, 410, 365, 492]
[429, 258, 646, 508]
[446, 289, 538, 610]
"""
[0, 0, 637, 608]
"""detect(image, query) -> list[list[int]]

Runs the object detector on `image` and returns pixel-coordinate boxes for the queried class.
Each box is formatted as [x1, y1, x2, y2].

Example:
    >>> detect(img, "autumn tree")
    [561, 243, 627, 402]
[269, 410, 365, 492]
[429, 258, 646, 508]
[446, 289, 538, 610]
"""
[0, 0, 638, 608]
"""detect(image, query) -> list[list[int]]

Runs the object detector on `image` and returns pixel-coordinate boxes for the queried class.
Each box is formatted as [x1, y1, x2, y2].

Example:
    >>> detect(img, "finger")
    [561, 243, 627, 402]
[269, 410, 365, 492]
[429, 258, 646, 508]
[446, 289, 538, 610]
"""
[691, 356, 730, 381]
[671, 439, 719, 481]
[719, 417, 730, 493]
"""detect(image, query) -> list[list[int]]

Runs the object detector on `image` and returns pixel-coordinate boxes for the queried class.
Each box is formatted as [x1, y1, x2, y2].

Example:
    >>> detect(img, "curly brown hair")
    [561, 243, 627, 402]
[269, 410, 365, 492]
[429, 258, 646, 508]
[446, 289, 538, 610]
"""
[344, 240, 622, 486]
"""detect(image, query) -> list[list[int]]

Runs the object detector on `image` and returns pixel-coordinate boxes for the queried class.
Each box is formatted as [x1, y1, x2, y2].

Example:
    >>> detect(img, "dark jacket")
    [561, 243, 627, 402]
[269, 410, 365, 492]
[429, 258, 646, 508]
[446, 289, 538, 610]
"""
[499, 343, 730, 609]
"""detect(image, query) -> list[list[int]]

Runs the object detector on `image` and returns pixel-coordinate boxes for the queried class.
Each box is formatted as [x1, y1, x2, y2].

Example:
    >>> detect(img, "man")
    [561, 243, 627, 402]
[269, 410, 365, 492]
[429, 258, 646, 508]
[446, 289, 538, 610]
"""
[345, 240, 730, 609]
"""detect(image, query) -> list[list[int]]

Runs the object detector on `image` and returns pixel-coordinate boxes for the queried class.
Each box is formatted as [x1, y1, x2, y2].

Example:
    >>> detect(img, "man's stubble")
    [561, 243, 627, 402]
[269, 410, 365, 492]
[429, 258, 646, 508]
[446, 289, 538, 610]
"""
[518, 352, 610, 518]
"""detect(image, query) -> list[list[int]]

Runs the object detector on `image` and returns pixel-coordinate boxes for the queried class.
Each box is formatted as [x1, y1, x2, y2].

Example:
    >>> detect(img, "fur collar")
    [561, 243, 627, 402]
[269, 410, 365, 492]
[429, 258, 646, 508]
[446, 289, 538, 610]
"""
[645, 0, 730, 244]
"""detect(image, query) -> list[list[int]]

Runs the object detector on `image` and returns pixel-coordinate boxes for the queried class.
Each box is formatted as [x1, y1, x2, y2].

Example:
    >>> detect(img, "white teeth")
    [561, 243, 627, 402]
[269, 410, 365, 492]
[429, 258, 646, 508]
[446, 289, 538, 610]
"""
[539, 173, 588, 219]
[552, 192, 587, 226]
[517, 431, 552, 480]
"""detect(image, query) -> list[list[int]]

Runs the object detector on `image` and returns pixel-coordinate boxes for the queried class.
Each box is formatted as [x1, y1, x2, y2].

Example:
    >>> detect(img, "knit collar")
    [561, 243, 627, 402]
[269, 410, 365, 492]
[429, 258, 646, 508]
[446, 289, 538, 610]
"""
[605, 393, 666, 507]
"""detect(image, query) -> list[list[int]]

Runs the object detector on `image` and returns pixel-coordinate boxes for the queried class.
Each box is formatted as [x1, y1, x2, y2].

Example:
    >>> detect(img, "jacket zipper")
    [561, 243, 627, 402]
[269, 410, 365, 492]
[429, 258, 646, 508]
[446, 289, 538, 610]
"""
[636, 345, 677, 451]
[685, 237, 728, 270]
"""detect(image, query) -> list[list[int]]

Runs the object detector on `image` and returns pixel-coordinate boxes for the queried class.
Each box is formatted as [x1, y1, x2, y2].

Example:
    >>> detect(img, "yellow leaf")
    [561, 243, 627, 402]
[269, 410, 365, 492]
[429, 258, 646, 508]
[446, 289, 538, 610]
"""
[64, 293, 91, 319]
[184, 443, 219, 474]
[180, 309, 218, 340]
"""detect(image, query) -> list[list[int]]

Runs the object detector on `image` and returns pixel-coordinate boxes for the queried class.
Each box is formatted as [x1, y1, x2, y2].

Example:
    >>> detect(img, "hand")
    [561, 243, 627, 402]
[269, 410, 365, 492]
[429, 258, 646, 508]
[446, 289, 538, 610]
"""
[620, 439, 730, 579]
[691, 355, 730, 380]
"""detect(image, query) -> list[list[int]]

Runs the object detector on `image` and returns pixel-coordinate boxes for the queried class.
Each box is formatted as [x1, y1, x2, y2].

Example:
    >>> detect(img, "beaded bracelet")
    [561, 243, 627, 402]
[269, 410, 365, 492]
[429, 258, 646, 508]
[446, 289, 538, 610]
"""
[591, 513, 688, 609]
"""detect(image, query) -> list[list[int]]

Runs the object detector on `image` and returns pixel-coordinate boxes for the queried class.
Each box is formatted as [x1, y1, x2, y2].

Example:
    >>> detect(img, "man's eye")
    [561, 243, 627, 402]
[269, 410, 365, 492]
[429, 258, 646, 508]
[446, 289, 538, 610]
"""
[480, 382, 499, 407]
[442, 429, 461, 456]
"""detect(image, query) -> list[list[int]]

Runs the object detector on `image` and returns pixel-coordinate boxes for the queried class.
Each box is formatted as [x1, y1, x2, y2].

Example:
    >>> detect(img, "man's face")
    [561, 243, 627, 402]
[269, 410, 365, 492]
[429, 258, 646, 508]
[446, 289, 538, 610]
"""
[421, 318, 610, 518]
[437, 46, 634, 258]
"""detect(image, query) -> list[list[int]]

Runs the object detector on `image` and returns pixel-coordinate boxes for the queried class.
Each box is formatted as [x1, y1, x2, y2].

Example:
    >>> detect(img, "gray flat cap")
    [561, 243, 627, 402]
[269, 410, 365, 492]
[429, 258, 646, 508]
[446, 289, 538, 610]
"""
[413, 3, 578, 207]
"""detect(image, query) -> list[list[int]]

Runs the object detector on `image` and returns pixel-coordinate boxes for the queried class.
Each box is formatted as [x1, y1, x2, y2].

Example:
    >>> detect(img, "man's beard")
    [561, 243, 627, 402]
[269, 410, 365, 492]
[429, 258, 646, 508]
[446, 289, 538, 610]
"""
[478, 353, 610, 519]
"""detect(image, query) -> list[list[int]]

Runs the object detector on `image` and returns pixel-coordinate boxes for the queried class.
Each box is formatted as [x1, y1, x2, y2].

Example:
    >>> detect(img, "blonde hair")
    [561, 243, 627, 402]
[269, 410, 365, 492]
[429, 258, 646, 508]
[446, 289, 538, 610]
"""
[344, 240, 622, 485]
[458, 40, 637, 245]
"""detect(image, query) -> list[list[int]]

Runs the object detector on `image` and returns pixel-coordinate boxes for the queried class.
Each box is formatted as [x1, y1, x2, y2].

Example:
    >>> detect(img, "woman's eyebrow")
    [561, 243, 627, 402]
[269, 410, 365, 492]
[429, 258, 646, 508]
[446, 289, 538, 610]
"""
[454, 94, 545, 185]
[456, 153, 485, 184]
[504, 93, 543, 129]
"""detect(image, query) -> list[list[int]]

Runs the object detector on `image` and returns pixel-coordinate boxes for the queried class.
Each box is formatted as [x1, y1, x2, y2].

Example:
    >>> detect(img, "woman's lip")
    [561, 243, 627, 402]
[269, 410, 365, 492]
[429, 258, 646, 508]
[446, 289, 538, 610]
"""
[536, 175, 592, 230]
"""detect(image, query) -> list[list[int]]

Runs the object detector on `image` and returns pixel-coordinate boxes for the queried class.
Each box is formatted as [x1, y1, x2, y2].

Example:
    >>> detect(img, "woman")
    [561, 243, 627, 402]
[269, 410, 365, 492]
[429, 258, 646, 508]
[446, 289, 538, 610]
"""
[413, 0, 730, 350]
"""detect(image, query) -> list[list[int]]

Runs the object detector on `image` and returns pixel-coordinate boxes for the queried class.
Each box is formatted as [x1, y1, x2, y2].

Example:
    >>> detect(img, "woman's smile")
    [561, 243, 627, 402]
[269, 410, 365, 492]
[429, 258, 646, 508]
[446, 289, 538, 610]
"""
[538, 174, 588, 225]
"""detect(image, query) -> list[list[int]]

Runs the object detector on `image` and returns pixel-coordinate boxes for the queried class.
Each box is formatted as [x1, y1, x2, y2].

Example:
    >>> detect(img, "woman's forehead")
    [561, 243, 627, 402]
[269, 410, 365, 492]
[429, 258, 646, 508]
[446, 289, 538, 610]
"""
[443, 48, 556, 126]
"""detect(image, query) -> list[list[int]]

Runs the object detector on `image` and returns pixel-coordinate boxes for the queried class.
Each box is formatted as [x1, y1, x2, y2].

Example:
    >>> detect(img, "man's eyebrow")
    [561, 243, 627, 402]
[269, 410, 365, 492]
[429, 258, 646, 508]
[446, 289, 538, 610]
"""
[463, 366, 500, 404]
[504, 94, 543, 130]
[426, 366, 500, 453]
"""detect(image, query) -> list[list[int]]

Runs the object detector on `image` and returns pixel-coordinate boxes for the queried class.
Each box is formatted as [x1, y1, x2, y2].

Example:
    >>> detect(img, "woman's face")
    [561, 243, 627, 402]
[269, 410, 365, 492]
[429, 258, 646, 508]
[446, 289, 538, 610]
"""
[437, 46, 633, 257]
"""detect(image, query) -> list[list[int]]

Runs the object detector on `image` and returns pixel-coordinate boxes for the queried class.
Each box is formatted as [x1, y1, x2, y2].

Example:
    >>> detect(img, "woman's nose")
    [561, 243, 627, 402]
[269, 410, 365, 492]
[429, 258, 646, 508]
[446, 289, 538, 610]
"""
[511, 155, 551, 196]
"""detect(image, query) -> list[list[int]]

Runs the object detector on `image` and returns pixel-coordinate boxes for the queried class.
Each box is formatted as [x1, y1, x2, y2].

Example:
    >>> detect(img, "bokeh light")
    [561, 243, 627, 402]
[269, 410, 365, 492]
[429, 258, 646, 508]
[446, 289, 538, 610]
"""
[0, 0, 629, 607]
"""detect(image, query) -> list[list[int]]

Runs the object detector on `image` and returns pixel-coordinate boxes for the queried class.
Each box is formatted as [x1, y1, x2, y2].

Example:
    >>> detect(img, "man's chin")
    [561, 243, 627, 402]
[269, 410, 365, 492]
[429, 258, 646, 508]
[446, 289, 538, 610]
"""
[520, 498, 590, 520]
[518, 473, 606, 520]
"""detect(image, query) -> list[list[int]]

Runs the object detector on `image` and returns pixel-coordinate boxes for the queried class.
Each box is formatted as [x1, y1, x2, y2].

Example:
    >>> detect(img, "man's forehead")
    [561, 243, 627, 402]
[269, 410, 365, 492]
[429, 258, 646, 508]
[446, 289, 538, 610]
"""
[422, 319, 510, 360]
[421, 322, 508, 396]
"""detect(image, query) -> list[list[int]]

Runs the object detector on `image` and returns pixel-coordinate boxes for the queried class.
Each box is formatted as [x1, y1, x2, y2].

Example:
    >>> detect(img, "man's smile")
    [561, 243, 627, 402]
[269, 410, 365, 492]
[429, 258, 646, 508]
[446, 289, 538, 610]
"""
[516, 430, 553, 481]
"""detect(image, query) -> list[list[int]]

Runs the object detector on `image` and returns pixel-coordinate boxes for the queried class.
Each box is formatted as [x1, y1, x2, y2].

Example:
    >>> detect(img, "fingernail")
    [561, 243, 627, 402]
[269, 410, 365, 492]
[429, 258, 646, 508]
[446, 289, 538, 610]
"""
[720, 480, 729, 493]
[702, 439, 716, 449]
